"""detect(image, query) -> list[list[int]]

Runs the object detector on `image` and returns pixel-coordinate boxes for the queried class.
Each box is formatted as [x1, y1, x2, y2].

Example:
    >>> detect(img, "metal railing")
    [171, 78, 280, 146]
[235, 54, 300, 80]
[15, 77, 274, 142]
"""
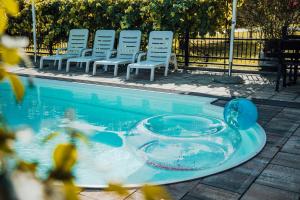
[174, 31, 276, 71]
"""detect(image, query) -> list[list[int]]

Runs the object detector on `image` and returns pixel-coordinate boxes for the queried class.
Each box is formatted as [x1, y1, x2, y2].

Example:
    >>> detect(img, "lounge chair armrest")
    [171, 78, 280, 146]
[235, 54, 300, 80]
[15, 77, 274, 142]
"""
[81, 48, 93, 56]
[132, 51, 141, 63]
[105, 49, 117, 59]
[137, 52, 147, 63]
[56, 48, 67, 55]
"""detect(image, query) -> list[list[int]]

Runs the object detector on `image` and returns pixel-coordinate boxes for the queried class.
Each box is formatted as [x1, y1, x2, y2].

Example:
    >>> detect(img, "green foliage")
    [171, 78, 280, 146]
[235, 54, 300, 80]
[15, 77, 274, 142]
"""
[148, 0, 225, 37]
[238, 0, 300, 39]
[7, 0, 227, 53]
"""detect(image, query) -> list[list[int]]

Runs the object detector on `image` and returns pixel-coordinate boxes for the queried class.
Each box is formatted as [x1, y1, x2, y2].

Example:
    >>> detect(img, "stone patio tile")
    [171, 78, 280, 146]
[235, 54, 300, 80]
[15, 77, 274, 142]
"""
[271, 94, 299, 100]
[265, 134, 289, 148]
[185, 183, 240, 200]
[80, 189, 134, 200]
[79, 194, 95, 200]
[241, 183, 300, 200]
[190, 86, 217, 95]
[250, 93, 274, 100]
[256, 164, 300, 193]
[264, 118, 299, 136]
[281, 136, 300, 155]
[207, 91, 231, 98]
[257, 106, 282, 119]
[257, 143, 279, 159]
[211, 100, 227, 107]
[294, 127, 300, 137]
[272, 152, 300, 170]
[200, 157, 268, 194]
[124, 190, 144, 200]
[295, 97, 300, 103]
[275, 108, 300, 122]
[180, 195, 202, 200]
[165, 180, 200, 200]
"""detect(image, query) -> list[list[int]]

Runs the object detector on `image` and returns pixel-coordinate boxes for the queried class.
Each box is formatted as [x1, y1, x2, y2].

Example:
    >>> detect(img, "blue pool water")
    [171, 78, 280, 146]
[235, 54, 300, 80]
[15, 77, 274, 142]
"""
[0, 77, 266, 188]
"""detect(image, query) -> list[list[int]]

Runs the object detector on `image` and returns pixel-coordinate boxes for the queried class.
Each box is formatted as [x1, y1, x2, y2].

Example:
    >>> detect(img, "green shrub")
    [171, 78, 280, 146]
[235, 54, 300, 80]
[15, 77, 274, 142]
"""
[8, 0, 226, 60]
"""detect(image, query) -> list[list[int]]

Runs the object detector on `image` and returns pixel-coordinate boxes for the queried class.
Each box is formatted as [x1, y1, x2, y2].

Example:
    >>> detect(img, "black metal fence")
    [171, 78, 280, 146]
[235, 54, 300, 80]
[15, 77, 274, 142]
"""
[25, 31, 278, 72]
[174, 31, 276, 71]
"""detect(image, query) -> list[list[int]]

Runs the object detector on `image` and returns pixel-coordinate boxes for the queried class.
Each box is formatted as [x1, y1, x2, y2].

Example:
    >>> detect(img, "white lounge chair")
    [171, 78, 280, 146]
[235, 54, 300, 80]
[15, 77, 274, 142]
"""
[66, 30, 115, 73]
[40, 29, 89, 70]
[126, 31, 174, 81]
[92, 30, 141, 76]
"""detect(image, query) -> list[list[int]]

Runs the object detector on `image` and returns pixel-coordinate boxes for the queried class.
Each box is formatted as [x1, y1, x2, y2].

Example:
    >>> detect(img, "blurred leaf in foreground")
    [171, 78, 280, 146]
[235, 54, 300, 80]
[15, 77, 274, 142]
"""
[0, 45, 21, 65]
[0, 125, 16, 156]
[105, 183, 129, 196]
[7, 73, 24, 103]
[141, 185, 171, 200]
[42, 132, 60, 144]
[0, 0, 19, 16]
[52, 143, 77, 176]
[63, 181, 80, 200]
[0, 8, 7, 34]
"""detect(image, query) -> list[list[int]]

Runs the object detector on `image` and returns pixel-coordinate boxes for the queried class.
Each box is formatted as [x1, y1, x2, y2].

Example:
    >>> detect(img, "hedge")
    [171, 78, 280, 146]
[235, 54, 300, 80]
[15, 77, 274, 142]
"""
[8, 0, 227, 64]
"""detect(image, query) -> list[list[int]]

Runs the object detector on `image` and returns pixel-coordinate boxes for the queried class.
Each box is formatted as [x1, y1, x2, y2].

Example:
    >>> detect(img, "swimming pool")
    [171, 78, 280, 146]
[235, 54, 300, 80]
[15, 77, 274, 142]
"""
[0, 77, 266, 188]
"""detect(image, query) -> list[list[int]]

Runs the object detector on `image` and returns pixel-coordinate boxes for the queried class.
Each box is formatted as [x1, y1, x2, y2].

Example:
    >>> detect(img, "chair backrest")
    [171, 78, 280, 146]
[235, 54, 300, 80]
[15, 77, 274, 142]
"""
[146, 31, 173, 63]
[116, 30, 141, 60]
[92, 30, 115, 58]
[67, 29, 89, 56]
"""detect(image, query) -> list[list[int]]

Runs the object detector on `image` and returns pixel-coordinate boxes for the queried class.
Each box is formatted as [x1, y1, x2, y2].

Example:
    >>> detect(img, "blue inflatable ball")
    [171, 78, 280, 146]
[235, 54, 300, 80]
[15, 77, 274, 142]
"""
[223, 98, 258, 130]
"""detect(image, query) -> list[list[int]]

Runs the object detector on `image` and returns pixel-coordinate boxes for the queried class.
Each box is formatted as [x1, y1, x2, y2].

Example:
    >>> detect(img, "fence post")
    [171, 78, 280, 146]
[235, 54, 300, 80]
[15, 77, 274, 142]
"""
[184, 28, 190, 68]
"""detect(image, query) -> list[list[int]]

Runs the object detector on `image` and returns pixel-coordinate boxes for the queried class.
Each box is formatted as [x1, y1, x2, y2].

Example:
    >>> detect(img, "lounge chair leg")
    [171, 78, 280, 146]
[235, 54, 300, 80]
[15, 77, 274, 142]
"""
[164, 66, 168, 76]
[66, 61, 71, 72]
[58, 59, 62, 71]
[54, 60, 57, 67]
[92, 63, 97, 75]
[39, 58, 44, 69]
[104, 65, 108, 72]
[172, 54, 178, 71]
[114, 64, 118, 76]
[150, 68, 155, 81]
[126, 66, 131, 80]
[85, 61, 90, 73]
[80, 63, 83, 68]
[135, 68, 139, 75]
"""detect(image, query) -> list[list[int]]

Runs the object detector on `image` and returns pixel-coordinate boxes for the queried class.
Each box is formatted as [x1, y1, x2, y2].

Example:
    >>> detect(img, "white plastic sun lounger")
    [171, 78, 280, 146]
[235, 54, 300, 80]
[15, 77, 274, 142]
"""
[66, 30, 115, 73]
[126, 31, 174, 81]
[92, 30, 141, 76]
[40, 29, 89, 70]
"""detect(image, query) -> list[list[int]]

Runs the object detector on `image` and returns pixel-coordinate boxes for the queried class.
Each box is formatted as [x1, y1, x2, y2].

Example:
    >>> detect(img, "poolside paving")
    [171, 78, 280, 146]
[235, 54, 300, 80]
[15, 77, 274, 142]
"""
[8, 66, 300, 199]
[8, 65, 300, 104]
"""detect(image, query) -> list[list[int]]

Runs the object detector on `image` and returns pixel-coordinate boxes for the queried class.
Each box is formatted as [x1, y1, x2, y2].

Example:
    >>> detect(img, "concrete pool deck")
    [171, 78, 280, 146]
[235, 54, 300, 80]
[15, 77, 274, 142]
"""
[9, 66, 300, 199]
[8, 66, 300, 104]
